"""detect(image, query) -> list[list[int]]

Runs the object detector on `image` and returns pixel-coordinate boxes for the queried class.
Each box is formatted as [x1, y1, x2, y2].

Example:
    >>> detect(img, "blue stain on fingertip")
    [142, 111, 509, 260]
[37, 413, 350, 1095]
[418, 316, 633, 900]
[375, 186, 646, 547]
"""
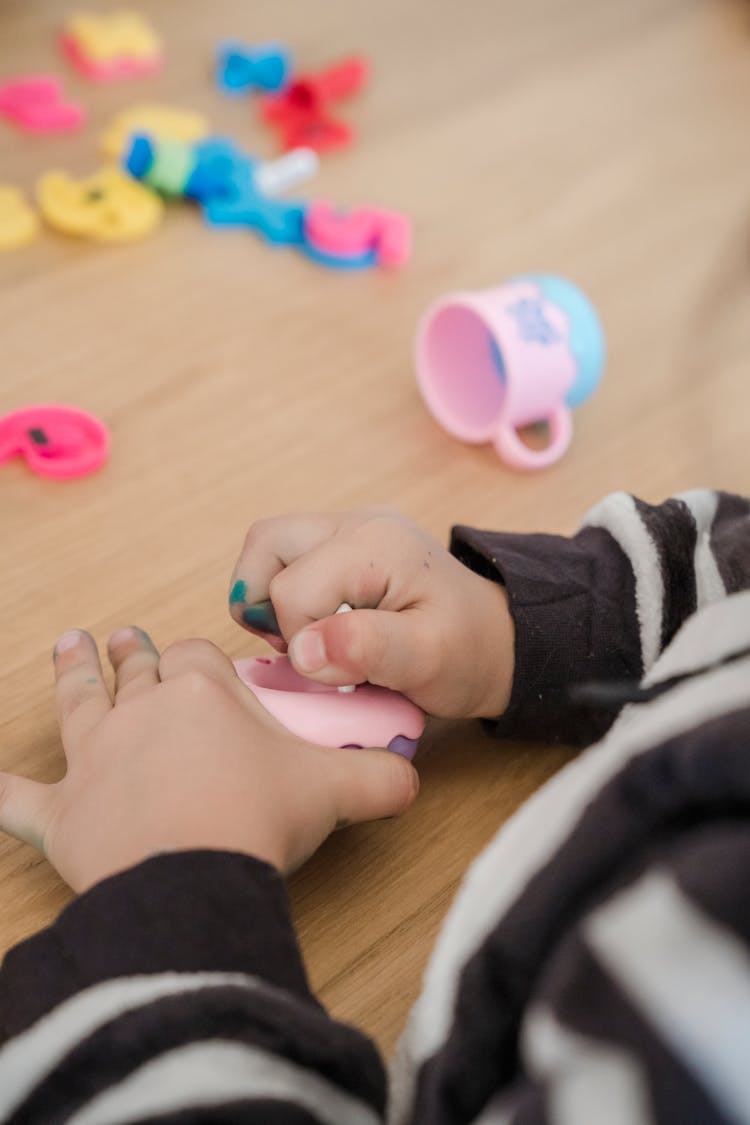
[241, 599, 282, 636]
[229, 579, 247, 605]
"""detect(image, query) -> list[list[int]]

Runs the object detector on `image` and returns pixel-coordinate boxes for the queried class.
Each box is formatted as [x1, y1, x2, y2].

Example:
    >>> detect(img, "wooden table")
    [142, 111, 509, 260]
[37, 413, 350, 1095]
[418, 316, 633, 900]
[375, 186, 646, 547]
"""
[2, 0, 749, 1055]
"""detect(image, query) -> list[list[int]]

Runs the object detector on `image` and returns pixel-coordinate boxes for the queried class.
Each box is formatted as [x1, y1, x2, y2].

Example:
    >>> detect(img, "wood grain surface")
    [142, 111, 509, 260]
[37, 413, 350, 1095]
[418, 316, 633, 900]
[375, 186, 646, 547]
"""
[1, 0, 749, 1055]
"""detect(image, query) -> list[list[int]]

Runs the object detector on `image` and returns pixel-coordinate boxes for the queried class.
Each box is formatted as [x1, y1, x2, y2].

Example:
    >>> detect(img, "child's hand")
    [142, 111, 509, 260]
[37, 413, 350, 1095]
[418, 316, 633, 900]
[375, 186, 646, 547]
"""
[229, 508, 514, 720]
[0, 628, 418, 893]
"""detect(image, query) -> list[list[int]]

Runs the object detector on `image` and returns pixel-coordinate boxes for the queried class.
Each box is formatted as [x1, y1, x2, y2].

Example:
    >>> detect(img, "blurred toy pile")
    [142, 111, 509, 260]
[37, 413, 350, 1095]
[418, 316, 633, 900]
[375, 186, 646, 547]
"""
[0, 9, 411, 269]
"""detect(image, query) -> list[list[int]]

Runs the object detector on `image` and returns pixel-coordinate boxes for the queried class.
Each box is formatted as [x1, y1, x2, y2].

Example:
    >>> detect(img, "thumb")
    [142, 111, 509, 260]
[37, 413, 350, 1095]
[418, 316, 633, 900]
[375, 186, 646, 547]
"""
[288, 608, 428, 692]
[0, 772, 54, 853]
[329, 746, 419, 826]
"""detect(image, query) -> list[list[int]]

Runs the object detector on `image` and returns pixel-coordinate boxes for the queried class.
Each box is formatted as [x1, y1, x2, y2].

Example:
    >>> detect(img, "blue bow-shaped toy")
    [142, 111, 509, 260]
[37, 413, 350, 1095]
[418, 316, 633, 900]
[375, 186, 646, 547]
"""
[216, 41, 291, 95]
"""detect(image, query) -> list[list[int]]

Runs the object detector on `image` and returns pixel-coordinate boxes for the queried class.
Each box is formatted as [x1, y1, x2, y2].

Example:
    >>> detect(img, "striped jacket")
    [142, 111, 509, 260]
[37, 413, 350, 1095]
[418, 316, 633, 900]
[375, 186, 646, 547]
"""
[0, 489, 748, 1124]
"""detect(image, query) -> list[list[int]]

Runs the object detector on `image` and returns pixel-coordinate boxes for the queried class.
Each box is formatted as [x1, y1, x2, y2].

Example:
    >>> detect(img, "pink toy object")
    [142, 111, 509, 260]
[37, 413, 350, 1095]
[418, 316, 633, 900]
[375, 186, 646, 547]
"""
[0, 405, 110, 480]
[304, 201, 411, 268]
[415, 276, 605, 471]
[260, 55, 368, 153]
[0, 75, 85, 133]
[234, 654, 425, 758]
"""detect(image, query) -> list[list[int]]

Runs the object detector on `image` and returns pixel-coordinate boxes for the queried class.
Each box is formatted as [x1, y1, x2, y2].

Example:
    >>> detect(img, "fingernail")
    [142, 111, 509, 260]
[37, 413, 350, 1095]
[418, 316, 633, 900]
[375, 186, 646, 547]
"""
[289, 629, 327, 673]
[241, 598, 281, 637]
[108, 626, 137, 648]
[135, 626, 157, 650]
[54, 629, 84, 655]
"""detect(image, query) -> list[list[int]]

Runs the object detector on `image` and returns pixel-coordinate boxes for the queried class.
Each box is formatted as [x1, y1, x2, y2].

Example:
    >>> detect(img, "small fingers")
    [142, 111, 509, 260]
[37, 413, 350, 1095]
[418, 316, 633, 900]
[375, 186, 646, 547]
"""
[234, 598, 286, 649]
[158, 637, 239, 685]
[229, 514, 339, 636]
[328, 746, 420, 828]
[267, 539, 386, 642]
[249, 511, 436, 644]
[0, 771, 55, 853]
[288, 606, 439, 694]
[108, 627, 160, 701]
[54, 630, 112, 754]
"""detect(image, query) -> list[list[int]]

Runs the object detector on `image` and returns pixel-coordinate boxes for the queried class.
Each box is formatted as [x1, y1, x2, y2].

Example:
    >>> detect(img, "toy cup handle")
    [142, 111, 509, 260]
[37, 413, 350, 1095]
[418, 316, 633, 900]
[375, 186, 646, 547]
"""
[492, 405, 572, 471]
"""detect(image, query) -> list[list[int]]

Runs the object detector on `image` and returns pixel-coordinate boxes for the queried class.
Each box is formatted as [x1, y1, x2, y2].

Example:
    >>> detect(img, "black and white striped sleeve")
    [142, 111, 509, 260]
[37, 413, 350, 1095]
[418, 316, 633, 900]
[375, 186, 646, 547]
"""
[390, 589, 750, 1125]
[0, 851, 387, 1123]
[451, 489, 750, 745]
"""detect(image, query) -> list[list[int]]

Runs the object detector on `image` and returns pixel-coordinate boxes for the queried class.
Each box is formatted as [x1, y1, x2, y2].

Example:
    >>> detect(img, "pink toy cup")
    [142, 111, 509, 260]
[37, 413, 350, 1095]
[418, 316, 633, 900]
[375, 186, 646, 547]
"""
[415, 277, 604, 471]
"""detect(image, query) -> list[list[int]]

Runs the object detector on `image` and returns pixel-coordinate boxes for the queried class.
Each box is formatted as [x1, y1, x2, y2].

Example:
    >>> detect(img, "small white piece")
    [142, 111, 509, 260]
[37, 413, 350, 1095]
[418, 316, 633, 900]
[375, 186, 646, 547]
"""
[254, 147, 320, 197]
[335, 603, 356, 693]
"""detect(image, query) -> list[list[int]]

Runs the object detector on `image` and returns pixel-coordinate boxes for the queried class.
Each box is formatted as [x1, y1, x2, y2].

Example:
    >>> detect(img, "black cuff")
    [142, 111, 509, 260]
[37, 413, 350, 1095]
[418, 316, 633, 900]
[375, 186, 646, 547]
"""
[451, 525, 641, 746]
[0, 850, 314, 1042]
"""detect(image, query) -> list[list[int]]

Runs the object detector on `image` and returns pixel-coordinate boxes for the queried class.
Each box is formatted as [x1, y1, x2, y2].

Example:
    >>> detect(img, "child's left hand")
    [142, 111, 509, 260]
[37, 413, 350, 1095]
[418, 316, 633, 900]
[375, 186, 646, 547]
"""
[0, 627, 418, 893]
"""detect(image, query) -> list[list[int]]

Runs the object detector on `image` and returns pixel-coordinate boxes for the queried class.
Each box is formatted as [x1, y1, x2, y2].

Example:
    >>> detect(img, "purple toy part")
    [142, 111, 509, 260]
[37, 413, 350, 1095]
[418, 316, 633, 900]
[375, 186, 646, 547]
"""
[0, 74, 85, 133]
[0, 405, 110, 480]
[342, 736, 418, 759]
[385, 735, 419, 760]
[234, 653, 425, 753]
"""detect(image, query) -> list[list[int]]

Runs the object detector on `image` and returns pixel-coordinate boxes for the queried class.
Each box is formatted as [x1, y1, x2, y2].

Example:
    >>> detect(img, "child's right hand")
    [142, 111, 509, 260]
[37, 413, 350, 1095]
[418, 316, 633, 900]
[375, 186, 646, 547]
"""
[229, 508, 514, 720]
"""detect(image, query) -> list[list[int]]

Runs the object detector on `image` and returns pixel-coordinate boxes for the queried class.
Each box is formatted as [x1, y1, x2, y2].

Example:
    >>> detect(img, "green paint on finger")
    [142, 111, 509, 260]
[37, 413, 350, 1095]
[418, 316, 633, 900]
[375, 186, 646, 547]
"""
[242, 599, 281, 636]
[134, 627, 157, 650]
[229, 579, 248, 605]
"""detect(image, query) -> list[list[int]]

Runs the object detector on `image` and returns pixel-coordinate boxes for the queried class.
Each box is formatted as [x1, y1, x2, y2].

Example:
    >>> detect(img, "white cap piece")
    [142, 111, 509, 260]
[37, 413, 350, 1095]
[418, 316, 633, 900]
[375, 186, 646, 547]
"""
[254, 147, 320, 197]
[335, 603, 356, 693]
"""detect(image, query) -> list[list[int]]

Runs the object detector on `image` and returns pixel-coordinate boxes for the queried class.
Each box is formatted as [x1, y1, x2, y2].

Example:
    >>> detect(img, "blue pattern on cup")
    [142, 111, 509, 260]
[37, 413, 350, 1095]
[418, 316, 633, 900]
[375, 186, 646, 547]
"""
[520, 274, 606, 408]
